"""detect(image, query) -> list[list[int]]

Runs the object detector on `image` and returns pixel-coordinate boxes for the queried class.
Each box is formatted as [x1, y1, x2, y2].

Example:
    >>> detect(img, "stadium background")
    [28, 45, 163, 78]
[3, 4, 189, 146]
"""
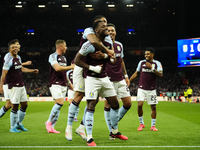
[0, 0, 200, 98]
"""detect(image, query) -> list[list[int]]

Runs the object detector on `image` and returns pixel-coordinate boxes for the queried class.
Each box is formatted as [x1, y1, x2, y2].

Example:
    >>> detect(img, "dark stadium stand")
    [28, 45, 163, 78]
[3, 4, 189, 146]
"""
[0, 0, 200, 97]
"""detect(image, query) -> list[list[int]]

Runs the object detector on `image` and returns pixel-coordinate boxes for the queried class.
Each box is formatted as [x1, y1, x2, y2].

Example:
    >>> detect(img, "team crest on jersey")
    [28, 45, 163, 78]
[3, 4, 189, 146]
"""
[117, 46, 121, 51]
[89, 92, 94, 98]
[152, 64, 155, 68]
[58, 93, 61, 97]
[107, 46, 110, 49]
[16, 99, 18, 102]
[79, 85, 83, 90]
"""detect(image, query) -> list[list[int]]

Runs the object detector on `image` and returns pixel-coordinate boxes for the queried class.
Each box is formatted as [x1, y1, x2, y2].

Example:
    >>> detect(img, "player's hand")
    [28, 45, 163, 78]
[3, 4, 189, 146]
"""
[146, 62, 152, 69]
[90, 51, 104, 59]
[69, 64, 75, 70]
[125, 77, 130, 87]
[107, 50, 114, 58]
[110, 57, 116, 64]
[33, 69, 39, 74]
[26, 61, 32, 65]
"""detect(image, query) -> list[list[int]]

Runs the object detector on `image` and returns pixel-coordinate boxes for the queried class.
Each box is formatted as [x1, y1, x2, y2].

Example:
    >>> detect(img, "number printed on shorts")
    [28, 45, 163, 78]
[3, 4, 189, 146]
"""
[151, 95, 156, 103]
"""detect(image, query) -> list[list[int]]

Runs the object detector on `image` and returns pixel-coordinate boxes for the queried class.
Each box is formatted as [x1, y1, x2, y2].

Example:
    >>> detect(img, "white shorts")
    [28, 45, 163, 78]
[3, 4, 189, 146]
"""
[137, 88, 158, 105]
[73, 65, 85, 93]
[85, 76, 116, 100]
[68, 89, 74, 100]
[49, 84, 67, 100]
[112, 80, 130, 99]
[10, 86, 28, 104]
[3, 84, 10, 100]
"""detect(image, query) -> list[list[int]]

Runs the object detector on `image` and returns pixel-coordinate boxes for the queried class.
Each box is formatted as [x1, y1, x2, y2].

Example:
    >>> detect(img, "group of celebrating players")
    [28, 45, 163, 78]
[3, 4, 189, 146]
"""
[0, 15, 163, 147]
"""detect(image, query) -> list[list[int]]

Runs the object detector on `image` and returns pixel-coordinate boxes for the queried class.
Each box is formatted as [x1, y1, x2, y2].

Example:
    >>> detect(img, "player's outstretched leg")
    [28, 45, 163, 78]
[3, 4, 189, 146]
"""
[46, 103, 63, 133]
[75, 121, 87, 141]
[75, 105, 87, 141]
[65, 100, 79, 141]
[10, 109, 21, 133]
[16, 107, 28, 131]
[0, 106, 9, 118]
[110, 129, 128, 140]
[85, 110, 96, 146]
[74, 107, 79, 122]
[104, 107, 115, 140]
[137, 124, 145, 131]
[110, 108, 128, 140]
[150, 119, 158, 131]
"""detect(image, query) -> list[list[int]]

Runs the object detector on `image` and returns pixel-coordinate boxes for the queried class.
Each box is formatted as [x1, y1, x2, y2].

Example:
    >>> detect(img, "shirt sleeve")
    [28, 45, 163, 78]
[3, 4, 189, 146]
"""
[156, 61, 163, 71]
[82, 27, 94, 40]
[136, 61, 142, 72]
[48, 53, 58, 66]
[79, 41, 95, 56]
[3, 56, 13, 71]
[120, 43, 124, 58]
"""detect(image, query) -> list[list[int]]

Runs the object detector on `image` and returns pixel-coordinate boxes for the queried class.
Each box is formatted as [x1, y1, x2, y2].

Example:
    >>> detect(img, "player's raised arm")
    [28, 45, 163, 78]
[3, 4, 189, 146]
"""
[21, 67, 39, 74]
[21, 61, 32, 66]
[87, 34, 114, 57]
[129, 70, 139, 84]
[52, 63, 74, 72]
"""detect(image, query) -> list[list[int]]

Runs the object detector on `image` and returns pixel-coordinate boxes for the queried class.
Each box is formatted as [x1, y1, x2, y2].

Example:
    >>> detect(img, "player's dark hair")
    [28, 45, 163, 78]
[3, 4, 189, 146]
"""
[145, 47, 155, 54]
[92, 20, 103, 33]
[107, 23, 116, 30]
[92, 15, 106, 24]
[8, 39, 19, 49]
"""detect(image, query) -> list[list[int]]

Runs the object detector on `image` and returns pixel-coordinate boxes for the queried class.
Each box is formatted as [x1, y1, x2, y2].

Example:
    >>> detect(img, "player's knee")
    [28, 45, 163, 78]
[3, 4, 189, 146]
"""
[125, 100, 132, 108]
[21, 103, 28, 110]
[122, 97, 132, 108]
[111, 102, 119, 110]
[12, 104, 19, 111]
[87, 100, 97, 110]
[151, 105, 156, 111]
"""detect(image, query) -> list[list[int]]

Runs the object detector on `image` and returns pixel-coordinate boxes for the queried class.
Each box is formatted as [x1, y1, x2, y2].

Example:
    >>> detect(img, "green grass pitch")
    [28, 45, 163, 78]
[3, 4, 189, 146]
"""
[0, 101, 200, 150]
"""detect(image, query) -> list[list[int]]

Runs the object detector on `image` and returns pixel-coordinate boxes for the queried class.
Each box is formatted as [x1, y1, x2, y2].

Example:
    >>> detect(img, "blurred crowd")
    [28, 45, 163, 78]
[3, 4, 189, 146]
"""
[1, 48, 200, 98]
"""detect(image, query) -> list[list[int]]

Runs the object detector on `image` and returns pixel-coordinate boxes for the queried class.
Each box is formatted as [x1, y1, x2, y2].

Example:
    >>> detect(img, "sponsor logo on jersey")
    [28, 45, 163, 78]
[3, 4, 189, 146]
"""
[115, 53, 121, 57]
[59, 62, 67, 66]
[58, 58, 61, 61]
[142, 68, 153, 73]
[142, 64, 146, 67]
[15, 65, 22, 70]
[14, 62, 18, 65]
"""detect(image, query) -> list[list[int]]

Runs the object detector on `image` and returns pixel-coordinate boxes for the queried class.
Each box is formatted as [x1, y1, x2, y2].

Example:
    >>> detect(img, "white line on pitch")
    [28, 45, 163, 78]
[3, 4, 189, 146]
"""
[0, 146, 200, 148]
